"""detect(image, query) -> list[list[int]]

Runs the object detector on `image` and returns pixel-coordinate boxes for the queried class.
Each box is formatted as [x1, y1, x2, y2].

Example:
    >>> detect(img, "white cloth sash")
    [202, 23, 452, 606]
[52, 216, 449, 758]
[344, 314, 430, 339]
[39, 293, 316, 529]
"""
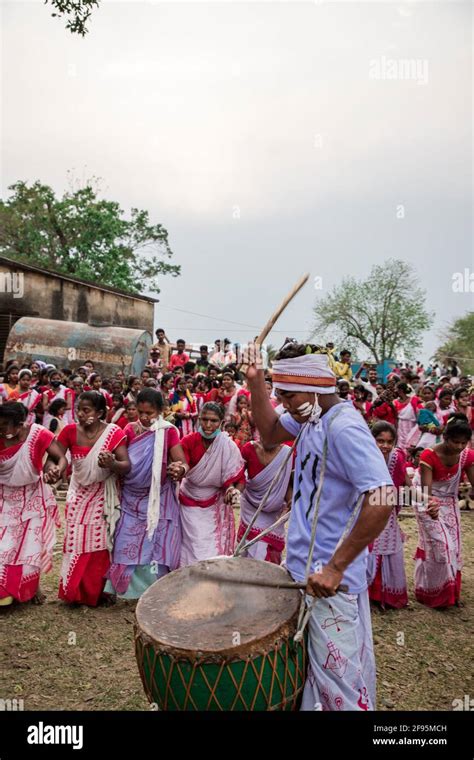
[180, 433, 243, 503]
[0, 424, 42, 487]
[146, 417, 173, 540]
[71, 424, 121, 551]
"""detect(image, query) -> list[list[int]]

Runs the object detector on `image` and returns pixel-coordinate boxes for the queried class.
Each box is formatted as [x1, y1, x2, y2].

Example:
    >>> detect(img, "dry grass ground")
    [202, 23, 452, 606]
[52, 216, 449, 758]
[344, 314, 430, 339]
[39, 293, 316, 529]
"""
[0, 502, 472, 711]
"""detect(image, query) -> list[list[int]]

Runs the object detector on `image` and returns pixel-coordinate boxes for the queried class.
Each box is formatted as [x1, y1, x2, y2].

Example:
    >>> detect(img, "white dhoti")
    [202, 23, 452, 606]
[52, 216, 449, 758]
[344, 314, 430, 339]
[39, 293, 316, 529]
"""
[300, 590, 376, 711]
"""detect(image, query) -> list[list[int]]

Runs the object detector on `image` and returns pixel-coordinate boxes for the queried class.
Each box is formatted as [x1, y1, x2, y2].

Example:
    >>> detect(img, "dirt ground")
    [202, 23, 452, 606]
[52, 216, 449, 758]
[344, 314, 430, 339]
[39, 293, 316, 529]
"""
[0, 502, 472, 711]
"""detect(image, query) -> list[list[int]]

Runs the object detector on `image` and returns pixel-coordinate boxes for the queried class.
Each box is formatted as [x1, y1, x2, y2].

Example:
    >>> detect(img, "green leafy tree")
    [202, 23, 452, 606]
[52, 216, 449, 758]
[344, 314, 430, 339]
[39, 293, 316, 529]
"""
[434, 312, 474, 375]
[311, 259, 432, 363]
[0, 180, 180, 295]
[46, 0, 99, 36]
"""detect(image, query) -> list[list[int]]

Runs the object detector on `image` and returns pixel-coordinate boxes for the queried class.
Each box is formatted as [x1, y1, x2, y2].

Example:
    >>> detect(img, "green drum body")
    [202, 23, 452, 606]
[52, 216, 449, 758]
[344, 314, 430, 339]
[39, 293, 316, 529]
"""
[134, 557, 307, 711]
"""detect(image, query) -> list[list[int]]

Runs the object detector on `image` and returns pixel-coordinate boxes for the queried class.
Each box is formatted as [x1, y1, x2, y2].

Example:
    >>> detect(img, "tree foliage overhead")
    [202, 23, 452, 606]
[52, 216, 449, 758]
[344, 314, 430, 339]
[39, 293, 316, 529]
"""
[434, 312, 474, 375]
[0, 180, 180, 295]
[311, 259, 432, 363]
[45, 0, 99, 36]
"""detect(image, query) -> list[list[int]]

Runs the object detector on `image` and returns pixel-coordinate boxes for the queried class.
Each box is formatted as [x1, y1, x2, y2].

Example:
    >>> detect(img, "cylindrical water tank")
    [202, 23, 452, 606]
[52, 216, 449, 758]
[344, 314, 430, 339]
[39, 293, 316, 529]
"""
[5, 318, 152, 377]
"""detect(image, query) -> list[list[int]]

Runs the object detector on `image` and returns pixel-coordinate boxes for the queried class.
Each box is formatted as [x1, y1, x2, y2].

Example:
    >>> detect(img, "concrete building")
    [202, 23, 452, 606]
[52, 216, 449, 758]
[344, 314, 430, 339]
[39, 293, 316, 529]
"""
[0, 255, 157, 370]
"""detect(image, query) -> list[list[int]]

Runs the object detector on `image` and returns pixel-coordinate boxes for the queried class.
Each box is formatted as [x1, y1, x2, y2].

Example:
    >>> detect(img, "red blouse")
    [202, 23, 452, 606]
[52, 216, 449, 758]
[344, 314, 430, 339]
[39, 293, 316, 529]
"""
[0, 426, 54, 471]
[241, 441, 265, 479]
[420, 447, 474, 481]
[58, 423, 126, 458]
[370, 401, 397, 426]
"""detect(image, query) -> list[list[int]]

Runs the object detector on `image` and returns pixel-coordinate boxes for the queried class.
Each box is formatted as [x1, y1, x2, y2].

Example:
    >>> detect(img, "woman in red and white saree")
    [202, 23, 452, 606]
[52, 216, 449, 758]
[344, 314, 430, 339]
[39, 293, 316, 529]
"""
[367, 422, 409, 609]
[56, 391, 130, 606]
[415, 414, 474, 608]
[0, 402, 67, 606]
[179, 402, 245, 566]
[393, 382, 422, 453]
[43, 369, 75, 427]
[18, 369, 44, 426]
[236, 440, 293, 564]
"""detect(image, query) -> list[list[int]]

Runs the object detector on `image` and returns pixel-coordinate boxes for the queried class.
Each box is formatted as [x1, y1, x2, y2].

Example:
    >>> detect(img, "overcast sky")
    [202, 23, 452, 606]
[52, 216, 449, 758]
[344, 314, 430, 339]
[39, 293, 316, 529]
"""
[1, 0, 472, 362]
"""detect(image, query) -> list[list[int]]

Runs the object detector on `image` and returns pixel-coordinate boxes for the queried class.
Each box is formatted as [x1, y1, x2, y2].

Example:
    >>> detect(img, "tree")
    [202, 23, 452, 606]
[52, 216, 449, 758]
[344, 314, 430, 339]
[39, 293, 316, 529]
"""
[0, 180, 180, 295]
[311, 259, 432, 363]
[434, 312, 474, 375]
[45, 0, 99, 36]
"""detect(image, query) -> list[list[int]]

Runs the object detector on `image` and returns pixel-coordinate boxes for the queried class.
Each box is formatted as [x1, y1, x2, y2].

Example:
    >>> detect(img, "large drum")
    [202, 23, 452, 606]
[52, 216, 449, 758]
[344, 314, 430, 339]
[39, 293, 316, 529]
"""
[134, 557, 307, 711]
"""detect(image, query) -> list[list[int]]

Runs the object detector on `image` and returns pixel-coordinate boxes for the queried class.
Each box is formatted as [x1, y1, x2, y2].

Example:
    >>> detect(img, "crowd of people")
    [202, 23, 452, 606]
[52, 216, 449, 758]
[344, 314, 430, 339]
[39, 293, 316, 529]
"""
[0, 328, 473, 710]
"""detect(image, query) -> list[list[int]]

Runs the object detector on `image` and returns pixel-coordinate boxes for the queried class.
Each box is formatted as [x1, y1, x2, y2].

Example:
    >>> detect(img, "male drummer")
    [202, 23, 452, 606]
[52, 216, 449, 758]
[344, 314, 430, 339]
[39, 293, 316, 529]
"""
[242, 341, 394, 711]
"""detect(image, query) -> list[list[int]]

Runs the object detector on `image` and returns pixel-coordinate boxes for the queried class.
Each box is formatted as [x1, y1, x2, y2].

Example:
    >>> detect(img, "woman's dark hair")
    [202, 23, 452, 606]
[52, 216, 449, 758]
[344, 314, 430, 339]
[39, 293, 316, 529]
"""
[49, 398, 68, 417]
[227, 363, 243, 383]
[371, 421, 397, 442]
[200, 401, 225, 420]
[439, 388, 453, 399]
[78, 391, 107, 419]
[127, 375, 139, 391]
[141, 368, 152, 377]
[0, 401, 27, 425]
[421, 384, 435, 396]
[137, 388, 164, 411]
[183, 361, 196, 375]
[48, 368, 61, 379]
[354, 384, 369, 400]
[112, 393, 124, 404]
[4, 364, 19, 383]
[454, 386, 468, 400]
[444, 413, 471, 441]
[396, 382, 411, 394]
[221, 370, 235, 381]
[160, 373, 174, 388]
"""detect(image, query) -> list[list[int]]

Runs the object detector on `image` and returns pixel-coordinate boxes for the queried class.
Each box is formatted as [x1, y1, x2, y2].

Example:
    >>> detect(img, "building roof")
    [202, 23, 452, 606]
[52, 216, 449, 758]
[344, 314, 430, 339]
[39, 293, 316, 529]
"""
[0, 255, 159, 303]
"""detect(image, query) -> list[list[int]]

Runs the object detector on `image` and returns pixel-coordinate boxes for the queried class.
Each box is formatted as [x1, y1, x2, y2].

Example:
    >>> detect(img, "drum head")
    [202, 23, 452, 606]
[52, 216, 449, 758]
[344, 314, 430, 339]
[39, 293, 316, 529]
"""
[135, 557, 301, 657]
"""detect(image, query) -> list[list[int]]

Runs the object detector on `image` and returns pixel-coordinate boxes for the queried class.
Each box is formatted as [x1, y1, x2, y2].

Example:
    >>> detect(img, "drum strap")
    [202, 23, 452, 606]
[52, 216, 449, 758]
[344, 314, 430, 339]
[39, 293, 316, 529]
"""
[233, 427, 304, 557]
[293, 405, 364, 643]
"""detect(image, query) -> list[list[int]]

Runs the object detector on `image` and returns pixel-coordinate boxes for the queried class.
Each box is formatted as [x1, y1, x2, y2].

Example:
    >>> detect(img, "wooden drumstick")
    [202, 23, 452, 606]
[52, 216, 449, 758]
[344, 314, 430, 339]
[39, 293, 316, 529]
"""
[189, 568, 348, 594]
[255, 273, 310, 346]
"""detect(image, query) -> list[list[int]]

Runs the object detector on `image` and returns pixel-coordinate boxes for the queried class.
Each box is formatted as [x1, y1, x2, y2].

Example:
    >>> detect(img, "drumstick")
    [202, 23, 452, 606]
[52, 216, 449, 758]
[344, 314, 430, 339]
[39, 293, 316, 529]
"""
[189, 568, 348, 594]
[255, 272, 310, 346]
